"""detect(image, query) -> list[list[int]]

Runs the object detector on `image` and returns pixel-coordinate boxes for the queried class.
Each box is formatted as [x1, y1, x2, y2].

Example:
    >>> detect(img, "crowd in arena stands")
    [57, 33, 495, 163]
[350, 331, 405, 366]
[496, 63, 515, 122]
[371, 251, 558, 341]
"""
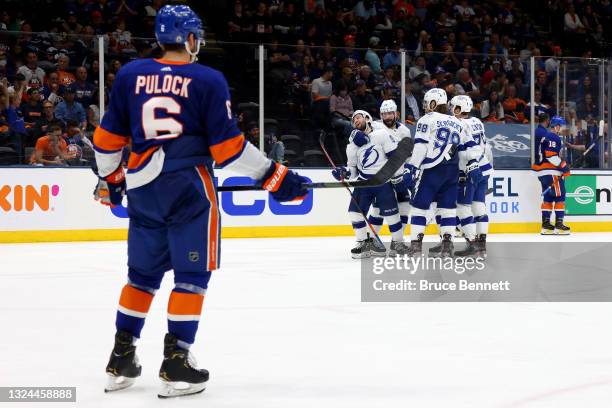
[0, 0, 610, 166]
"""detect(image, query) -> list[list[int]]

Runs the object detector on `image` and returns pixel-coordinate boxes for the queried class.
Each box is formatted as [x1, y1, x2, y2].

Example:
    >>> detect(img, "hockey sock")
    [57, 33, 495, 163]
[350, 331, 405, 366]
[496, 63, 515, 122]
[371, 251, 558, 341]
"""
[437, 208, 457, 237]
[399, 201, 410, 231]
[541, 201, 553, 223]
[349, 211, 368, 241]
[116, 283, 155, 339]
[472, 201, 488, 235]
[456, 204, 476, 240]
[168, 277, 210, 350]
[385, 212, 403, 242]
[554, 202, 565, 223]
[410, 207, 427, 240]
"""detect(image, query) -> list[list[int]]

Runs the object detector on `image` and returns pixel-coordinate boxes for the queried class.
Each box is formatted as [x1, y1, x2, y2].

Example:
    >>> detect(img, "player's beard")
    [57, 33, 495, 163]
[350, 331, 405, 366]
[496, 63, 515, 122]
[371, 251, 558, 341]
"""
[383, 118, 395, 127]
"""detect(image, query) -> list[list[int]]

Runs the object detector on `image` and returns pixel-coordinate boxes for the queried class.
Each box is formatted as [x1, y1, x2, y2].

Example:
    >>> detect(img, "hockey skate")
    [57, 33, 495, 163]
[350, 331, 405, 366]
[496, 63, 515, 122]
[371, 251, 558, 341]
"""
[541, 221, 555, 235]
[554, 220, 571, 235]
[105, 330, 141, 392]
[454, 226, 464, 238]
[439, 234, 454, 258]
[428, 237, 442, 256]
[158, 333, 209, 398]
[475, 234, 487, 258]
[367, 237, 387, 257]
[351, 240, 370, 259]
[389, 241, 410, 256]
[454, 238, 477, 257]
[405, 233, 424, 257]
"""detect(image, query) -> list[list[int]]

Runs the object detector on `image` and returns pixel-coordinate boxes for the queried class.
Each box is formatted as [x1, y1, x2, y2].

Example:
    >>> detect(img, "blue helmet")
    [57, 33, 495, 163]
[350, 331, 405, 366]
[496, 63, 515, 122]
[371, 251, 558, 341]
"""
[550, 116, 567, 128]
[155, 5, 204, 46]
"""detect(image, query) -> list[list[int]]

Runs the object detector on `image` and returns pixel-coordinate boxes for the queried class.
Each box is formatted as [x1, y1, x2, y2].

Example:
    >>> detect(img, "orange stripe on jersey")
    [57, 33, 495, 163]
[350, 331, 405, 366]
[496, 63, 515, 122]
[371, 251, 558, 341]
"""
[127, 146, 160, 170]
[119, 284, 154, 314]
[209, 134, 245, 165]
[196, 165, 219, 270]
[541, 202, 553, 210]
[168, 291, 204, 315]
[554, 202, 565, 210]
[154, 58, 190, 65]
[93, 126, 129, 151]
[531, 162, 560, 171]
[545, 150, 558, 157]
[553, 176, 561, 197]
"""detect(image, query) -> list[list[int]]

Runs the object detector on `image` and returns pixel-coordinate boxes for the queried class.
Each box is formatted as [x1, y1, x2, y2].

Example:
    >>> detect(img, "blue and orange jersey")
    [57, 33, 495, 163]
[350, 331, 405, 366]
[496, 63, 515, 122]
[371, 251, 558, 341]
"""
[532, 129, 565, 175]
[93, 58, 246, 188]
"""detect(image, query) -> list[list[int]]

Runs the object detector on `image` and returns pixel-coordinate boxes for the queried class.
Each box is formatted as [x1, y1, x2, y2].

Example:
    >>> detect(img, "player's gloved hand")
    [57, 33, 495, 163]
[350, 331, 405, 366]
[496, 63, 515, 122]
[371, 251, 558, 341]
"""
[402, 163, 418, 191]
[94, 166, 126, 207]
[466, 159, 482, 186]
[560, 160, 571, 177]
[350, 129, 370, 147]
[458, 170, 467, 185]
[260, 161, 309, 202]
[332, 166, 350, 181]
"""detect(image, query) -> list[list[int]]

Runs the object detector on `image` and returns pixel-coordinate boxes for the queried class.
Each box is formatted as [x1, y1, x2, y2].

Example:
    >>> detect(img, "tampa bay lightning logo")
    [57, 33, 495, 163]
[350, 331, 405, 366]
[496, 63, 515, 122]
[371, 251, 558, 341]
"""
[361, 145, 380, 169]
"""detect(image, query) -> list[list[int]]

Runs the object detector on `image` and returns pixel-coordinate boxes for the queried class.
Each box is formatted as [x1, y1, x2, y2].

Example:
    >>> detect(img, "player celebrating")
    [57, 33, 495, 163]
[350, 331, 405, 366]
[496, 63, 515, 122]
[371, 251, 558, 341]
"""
[532, 115, 571, 235]
[443, 95, 492, 256]
[403, 88, 482, 257]
[367, 100, 413, 236]
[94, 5, 308, 398]
[332, 110, 408, 258]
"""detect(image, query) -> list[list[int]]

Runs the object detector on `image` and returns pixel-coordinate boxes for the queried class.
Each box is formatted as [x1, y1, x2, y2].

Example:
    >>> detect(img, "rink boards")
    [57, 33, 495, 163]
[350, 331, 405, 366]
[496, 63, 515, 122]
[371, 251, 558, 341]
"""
[1, 168, 612, 243]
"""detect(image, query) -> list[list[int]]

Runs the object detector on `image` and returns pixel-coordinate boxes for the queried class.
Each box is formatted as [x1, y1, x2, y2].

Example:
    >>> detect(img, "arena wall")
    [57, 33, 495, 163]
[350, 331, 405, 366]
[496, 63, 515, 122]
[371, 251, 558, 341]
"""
[1, 168, 612, 243]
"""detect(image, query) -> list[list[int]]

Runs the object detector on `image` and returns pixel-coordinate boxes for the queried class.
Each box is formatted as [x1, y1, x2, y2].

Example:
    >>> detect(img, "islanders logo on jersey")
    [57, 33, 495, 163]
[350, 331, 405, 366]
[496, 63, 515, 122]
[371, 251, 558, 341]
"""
[361, 145, 380, 169]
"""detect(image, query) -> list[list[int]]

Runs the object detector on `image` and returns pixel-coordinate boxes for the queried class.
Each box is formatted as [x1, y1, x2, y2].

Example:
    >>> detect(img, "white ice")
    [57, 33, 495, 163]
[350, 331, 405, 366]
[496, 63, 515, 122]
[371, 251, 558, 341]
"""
[1, 233, 612, 407]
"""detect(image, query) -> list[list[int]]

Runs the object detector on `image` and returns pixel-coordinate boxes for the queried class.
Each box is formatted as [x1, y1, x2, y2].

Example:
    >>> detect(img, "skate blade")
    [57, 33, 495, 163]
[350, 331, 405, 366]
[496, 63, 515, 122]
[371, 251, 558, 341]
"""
[370, 251, 387, 258]
[554, 229, 571, 235]
[158, 380, 207, 398]
[351, 252, 371, 259]
[105, 375, 136, 392]
[541, 229, 555, 235]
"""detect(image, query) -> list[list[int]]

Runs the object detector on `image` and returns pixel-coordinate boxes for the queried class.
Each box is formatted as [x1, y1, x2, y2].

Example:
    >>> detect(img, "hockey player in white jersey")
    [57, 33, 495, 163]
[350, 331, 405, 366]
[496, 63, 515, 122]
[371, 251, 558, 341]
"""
[403, 88, 482, 257]
[430, 95, 493, 257]
[332, 110, 409, 258]
[367, 100, 413, 236]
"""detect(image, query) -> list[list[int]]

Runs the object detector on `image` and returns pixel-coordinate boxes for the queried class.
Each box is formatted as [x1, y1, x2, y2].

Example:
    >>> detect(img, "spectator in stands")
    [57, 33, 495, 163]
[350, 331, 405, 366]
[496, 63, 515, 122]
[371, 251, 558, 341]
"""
[525, 89, 553, 120]
[336, 35, 361, 71]
[364, 36, 382, 74]
[335, 66, 356, 93]
[356, 65, 376, 91]
[480, 90, 505, 123]
[577, 93, 598, 119]
[438, 44, 460, 74]
[564, 4, 586, 34]
[351, 79, 378, 115]
[454, 68, 479, 100]
[30, 123, 70, 166]
[267, 134, 285, 163]
[0, 77, 27, 158]
[34, 100, 58, 138]
[20, 88, 43, 129]
[251, 1, 273, 41]
[502, 85, 528, 123]
[408, 55, 429, 81]
[273, 2, 299, 40]
[56, 54, 75, 87]
[228, 0, 251, 41]
[382, 41, 401, 69]
[311, 67, 333, 127]
[55, 88, 86, 128]
[109, 18, 137, 56]
[330, 83, 354, 138]
[71, 67, 96, 108]
[404, 81, 420, 123]
[17, 51, 45, 90]
[41, 71, 65, 106]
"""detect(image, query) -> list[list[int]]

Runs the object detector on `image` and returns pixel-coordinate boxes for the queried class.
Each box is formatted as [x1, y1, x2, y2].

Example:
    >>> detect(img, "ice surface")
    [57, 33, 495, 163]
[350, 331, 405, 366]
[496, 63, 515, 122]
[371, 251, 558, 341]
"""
[1, 234, 612, 407]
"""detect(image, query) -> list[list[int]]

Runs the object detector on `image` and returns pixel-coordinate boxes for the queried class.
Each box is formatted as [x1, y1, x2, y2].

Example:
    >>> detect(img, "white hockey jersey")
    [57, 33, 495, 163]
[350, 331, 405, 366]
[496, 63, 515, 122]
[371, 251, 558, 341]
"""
[460, 116, 494, 176]
[370, 121, 412, 178]
[409, 111, 480, 170]
[346, 137, 387, 180]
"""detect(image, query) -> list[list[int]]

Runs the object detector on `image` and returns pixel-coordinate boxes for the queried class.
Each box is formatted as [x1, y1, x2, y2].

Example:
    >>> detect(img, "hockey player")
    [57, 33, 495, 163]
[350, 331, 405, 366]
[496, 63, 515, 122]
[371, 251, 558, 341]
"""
[367, 100, 413, 236]
[403, 88, 482, 257]
[94, 5, 308, 398]
[332, 110, 409, 258]
[532, 115, 571, 235]
[433, 95, 493, 257]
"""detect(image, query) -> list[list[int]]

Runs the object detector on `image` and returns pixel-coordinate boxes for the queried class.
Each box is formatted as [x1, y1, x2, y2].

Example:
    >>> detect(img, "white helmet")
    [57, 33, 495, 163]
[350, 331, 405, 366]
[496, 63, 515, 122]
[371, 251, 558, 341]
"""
[450, 95, 473, 116]
[351, 109, 373, 132]
[423, 88, 447, 112]
[379, 99, 397, 115]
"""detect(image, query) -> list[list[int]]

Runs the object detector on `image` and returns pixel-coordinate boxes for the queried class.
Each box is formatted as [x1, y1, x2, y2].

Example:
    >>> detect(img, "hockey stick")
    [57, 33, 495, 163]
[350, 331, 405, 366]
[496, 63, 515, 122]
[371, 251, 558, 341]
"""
[217, 137, 413, 192]
[318, 131, 385, 247]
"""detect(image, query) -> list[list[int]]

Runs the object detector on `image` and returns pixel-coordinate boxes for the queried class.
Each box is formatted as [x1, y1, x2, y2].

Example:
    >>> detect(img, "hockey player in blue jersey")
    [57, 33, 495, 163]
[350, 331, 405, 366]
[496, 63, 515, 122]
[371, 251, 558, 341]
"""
[94, 5, 308, 398]
[403, 88, 482, 257]
[332, 110, 409, 258]
[532, 115, 571, 235]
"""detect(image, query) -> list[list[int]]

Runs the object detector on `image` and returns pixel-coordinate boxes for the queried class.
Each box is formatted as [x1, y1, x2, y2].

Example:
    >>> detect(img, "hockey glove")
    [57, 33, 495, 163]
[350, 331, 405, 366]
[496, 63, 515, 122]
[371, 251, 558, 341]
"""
[466, 159, 483, 186]
[560, 161, 571, 177]
[402, 163, 418, 192]
[350, 129, 370, 147]
[332, 166, 351, 181]
[260, 162, 309, 202]
[94, 166, 126, 207]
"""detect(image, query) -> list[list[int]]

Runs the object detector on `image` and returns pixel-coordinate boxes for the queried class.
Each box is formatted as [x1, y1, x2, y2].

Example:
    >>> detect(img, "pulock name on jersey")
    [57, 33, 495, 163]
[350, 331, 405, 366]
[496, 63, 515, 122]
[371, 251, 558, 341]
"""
[135, 75, 192, 97]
